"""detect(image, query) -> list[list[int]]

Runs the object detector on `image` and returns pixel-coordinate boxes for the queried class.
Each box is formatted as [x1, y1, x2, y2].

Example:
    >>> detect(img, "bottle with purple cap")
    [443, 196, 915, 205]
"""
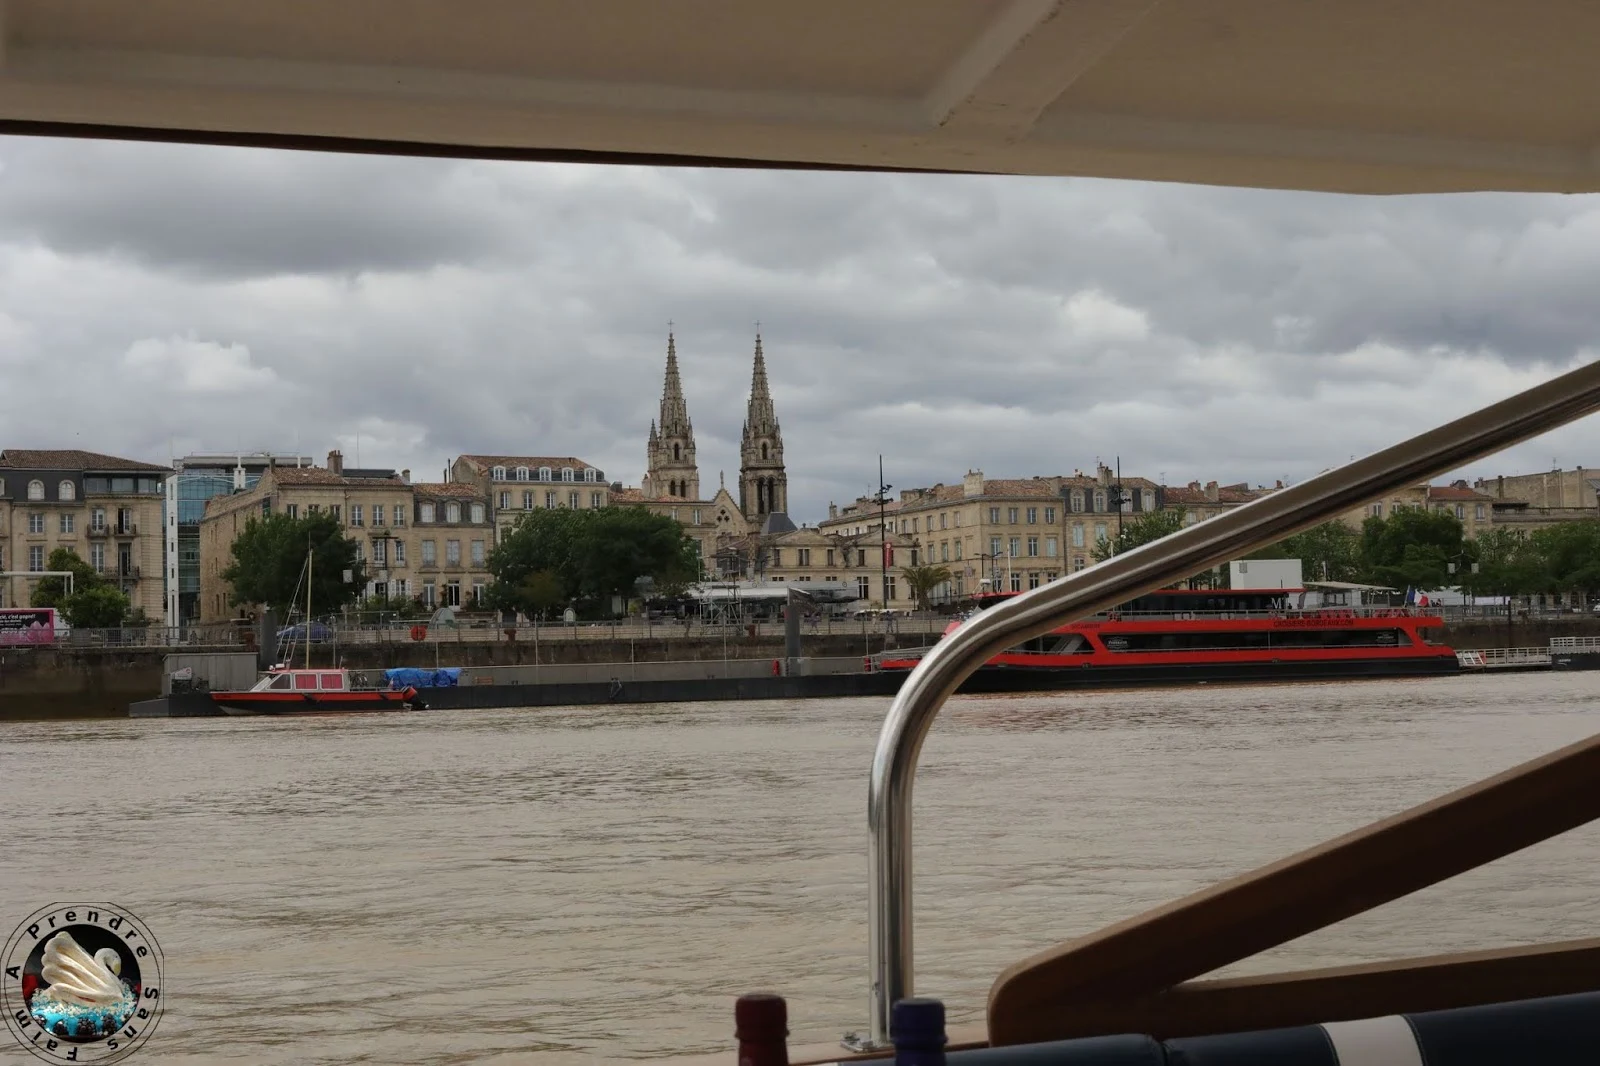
[735, 993, 789, 1066]
[891, 997, 947, 1066]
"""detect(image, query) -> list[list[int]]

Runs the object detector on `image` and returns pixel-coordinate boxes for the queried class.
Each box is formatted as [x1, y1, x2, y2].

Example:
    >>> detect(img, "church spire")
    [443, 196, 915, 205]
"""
[643, 328, 699, 500]
[739, 330, 786, 520]
[658, 330, 692, 435]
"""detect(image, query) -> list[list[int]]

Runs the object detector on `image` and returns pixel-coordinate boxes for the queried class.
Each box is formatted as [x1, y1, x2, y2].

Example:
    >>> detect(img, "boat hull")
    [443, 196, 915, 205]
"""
[210, 688, 422, 715]
[928, 654, 1461, 692]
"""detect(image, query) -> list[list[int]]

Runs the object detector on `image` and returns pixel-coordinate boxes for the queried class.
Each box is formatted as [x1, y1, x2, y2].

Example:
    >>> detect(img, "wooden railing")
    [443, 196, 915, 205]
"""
[984, 731, 1600, 1046]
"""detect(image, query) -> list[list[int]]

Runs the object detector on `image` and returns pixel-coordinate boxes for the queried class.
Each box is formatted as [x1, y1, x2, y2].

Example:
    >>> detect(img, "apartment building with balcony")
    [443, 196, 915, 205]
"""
[0, 449, 169, 616]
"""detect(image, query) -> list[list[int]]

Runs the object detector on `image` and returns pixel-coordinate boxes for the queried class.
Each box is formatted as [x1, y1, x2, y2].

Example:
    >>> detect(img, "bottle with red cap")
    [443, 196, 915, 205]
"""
[735, 993, 789, 1066]
[891, 997, 947, 1066]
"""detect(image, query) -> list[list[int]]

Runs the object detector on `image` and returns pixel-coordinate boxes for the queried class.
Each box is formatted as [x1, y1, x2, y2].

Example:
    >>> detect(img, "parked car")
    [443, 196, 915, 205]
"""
[277, 621, 335, 644]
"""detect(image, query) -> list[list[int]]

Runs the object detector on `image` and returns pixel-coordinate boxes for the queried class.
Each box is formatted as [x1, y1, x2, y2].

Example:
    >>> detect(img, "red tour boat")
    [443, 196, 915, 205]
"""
[877, 574, 1458, 691]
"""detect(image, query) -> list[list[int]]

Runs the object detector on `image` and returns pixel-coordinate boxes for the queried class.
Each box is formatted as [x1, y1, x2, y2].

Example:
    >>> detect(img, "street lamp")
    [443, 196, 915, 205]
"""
[874, 455, 893, 611]
[1105, 455, 1129, 550]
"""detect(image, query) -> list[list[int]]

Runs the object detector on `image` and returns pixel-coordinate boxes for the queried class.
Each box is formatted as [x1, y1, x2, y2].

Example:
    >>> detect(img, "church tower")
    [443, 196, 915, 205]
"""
[739, 332, 787, 519]
[643, 331, 700, 499]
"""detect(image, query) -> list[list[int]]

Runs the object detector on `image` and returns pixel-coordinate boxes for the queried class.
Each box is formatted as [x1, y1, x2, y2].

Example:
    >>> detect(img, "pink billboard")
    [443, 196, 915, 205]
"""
[0, 608, 56, 645]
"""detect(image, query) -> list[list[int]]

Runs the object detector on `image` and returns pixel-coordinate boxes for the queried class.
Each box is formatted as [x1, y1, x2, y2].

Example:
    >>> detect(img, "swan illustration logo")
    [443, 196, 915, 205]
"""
[2, 904, 165, 1063]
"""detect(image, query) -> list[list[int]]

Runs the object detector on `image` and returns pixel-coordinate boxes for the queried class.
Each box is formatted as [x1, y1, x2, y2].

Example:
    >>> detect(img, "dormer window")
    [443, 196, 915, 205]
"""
[27, 480, 44, 501]
[58, 480, 75, 501]
[446, 502, 461, 523]
[515, 466, 529, 482]
[420, 503, 436, 523]
[491, 466, 506, 481]
[561, 467, 575, 482]
[584, 468, 597, 483]
[538, 467, 551, 482]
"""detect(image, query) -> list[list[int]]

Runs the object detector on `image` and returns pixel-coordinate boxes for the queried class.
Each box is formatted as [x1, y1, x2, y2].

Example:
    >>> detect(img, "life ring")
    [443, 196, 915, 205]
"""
[409, 625, 427, 642]
[772, 659, 782, 676]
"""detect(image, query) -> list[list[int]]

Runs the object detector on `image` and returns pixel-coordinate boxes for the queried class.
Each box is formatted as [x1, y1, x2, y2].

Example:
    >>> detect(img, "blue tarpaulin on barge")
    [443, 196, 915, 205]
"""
[384, 667, 461, 689]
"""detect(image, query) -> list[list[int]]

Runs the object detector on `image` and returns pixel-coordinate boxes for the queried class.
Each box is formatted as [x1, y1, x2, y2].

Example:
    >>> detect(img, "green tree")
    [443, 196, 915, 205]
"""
[1246, 521, 1364, 583]
[578, 507, 700, 603]
[899, 564, 954, 610]
[486, 507, 697, 617]
[1460, 527, 1543, 600]
[30, 548, 100, 611]
[519, 570, 568, 620]
[68, 586, 134, 627]
[485, 508, 587, 608]
[30, 547, 131, 627]
[1358, 508, 1465, 591]
[1092, 508, 1188, 562]
[1529, 519, 1600, 597]
[221, 510, 364, 615]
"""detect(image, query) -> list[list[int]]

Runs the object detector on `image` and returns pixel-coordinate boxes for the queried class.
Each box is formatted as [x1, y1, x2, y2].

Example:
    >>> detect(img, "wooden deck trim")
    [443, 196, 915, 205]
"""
[991, 938, 1600, 1046]
[988, 729, 1600, 1046]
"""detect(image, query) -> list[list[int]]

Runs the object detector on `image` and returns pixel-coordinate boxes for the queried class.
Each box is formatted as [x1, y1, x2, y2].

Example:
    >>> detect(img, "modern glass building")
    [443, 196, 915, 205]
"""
[165, 454, 311, 627]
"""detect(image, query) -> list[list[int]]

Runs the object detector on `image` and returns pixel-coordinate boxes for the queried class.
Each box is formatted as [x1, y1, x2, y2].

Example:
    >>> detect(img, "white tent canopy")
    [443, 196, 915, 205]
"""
[3, 1, 1600, 193]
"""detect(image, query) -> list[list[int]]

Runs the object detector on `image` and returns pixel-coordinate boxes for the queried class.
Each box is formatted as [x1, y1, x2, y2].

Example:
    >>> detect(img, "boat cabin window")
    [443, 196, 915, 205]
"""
[319, 673, 344, 690]
[293, 673, 318, 690]
[268, 674, 293, 690]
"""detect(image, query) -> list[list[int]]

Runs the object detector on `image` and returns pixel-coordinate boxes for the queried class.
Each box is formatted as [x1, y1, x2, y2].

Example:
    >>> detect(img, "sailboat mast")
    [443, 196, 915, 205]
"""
[305, 546, 313, 671]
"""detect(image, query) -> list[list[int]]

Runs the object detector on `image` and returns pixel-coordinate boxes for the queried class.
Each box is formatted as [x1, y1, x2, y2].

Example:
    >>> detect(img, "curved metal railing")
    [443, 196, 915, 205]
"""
[847, 358, 1600, 1051]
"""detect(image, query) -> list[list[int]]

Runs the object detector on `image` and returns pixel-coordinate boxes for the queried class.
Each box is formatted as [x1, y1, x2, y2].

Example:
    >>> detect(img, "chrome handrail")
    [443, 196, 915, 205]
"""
[848, 359, 1600, 1051]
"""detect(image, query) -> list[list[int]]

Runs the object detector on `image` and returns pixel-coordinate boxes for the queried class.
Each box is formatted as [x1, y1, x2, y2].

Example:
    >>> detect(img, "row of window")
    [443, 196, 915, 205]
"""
[4, 543, 133, 574]
[766, 546, 875, 569]
[19, 508, 137, 535]
[370, 577, 486, 607]
[2, 476, 162, 502]
[1369, 501, 1487, 521]
[489, 465, 601, 484]
[860, 495, 1155, 538]
[275, 500, 491, 525]
[353, 538, 488, 568]
[493, 490, 607, 512]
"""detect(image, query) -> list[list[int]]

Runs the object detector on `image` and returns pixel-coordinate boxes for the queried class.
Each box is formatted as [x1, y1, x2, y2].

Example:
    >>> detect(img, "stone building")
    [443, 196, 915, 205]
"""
[0, 449, 169, 618]
[1338, 480, 1496, 538]
[823, 465, 1173, 598]
[1473, 466, 1600, 511]
[449, 453, 610, 542]
[752, 523, 920, 608]
[1471, 466, 1599, 531]
[408, 482, 495, 609]
[198, 451, 495, 621]
[165, 452, 311, 627]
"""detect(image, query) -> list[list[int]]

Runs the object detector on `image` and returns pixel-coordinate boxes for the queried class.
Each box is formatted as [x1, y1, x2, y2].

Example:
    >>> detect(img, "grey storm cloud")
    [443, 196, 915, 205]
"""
[1, 133, 1597, 522]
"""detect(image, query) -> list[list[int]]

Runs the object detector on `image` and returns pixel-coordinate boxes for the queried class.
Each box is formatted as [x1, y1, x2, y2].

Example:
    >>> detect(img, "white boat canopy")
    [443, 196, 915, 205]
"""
[2, 0, 1599, 194]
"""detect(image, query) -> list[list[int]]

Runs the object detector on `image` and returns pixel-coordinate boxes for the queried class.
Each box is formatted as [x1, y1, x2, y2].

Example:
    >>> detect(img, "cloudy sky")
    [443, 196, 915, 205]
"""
[1, 133, 1596, 522]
